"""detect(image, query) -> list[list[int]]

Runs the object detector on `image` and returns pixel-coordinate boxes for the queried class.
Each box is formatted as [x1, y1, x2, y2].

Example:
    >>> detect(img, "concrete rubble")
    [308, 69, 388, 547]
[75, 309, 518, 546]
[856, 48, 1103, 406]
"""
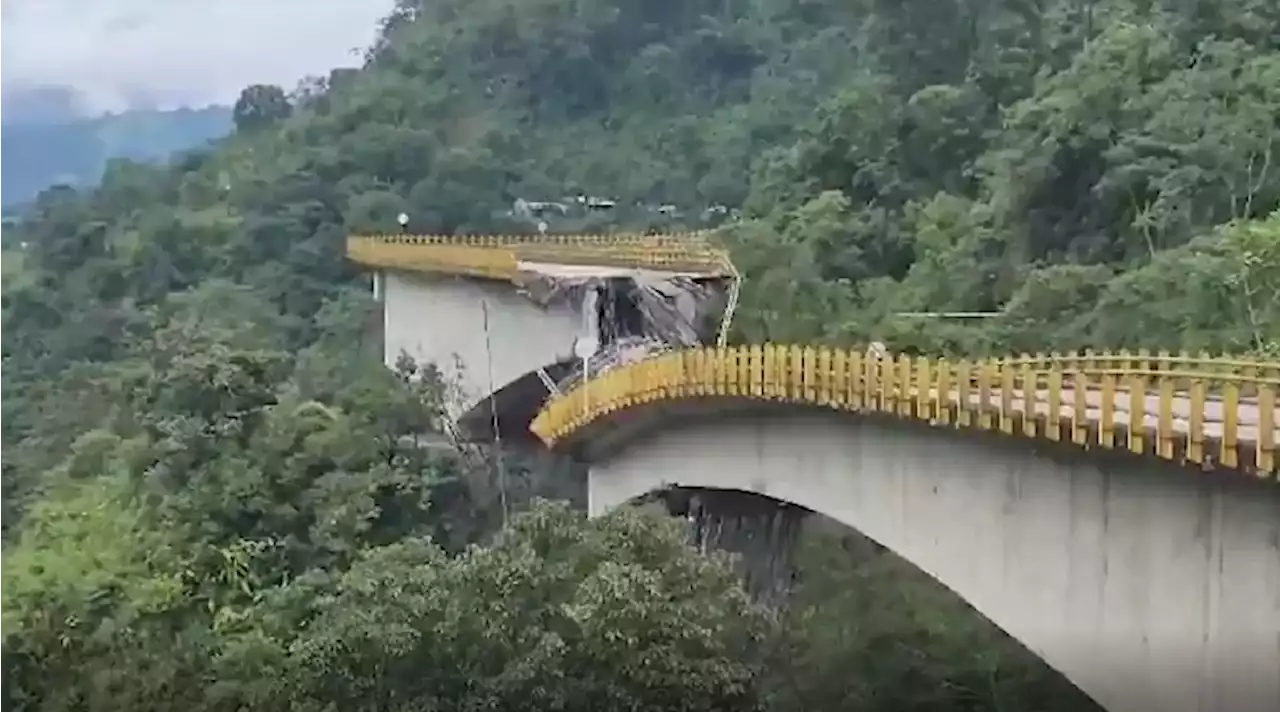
[511, 265, 728, 393]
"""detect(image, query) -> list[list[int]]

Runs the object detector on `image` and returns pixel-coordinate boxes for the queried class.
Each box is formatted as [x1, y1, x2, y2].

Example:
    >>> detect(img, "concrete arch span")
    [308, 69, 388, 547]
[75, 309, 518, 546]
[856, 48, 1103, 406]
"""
[583, 410, 1280, 712]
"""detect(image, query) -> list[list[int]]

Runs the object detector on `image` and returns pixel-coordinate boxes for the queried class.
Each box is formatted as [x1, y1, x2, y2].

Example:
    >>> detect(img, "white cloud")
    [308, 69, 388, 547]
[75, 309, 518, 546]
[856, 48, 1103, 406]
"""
[1, 0, 395, 111]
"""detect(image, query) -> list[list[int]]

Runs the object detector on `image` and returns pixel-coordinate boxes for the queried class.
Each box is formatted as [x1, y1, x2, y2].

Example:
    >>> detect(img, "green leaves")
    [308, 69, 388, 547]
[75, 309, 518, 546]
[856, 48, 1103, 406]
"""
[233, 85, 294, 133]
[278, 502, 767, 712]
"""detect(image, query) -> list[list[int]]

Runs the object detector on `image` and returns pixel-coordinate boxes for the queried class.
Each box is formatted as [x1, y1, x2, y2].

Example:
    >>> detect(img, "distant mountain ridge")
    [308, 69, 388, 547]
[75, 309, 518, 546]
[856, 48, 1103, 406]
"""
[2, 86, 232, 208]
[2, 85, 86, 126]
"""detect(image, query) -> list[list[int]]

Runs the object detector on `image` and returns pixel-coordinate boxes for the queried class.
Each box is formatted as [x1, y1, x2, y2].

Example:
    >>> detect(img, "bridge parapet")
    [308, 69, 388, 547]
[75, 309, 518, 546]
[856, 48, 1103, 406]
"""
[349, 237, 518, 280]
[347, 232, 733, 280]
[352, 231, 720, 247]
[531, 344, 1280, 477]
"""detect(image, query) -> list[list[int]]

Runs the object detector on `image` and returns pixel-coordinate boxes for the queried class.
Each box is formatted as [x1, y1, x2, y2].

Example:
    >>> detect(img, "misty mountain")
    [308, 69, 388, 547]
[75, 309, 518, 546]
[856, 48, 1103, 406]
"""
[1, 89, 232, 208]
[2, 85, 85, 126]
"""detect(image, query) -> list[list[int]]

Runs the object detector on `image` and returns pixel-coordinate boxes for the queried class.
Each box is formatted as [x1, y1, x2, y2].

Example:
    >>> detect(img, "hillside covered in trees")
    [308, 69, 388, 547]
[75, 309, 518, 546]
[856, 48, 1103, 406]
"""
[2, 0, 1278, 710]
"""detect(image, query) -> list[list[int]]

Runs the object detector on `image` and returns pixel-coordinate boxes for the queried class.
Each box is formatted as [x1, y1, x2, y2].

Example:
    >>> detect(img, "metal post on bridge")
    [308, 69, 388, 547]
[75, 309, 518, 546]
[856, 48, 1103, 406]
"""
[481, 299, 510, 527]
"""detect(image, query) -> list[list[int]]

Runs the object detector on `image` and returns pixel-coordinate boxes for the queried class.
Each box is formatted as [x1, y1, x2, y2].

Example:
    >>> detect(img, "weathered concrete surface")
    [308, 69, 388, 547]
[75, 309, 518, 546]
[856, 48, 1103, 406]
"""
[586, 412, 1280, 712]
[383, 271, 582, 415]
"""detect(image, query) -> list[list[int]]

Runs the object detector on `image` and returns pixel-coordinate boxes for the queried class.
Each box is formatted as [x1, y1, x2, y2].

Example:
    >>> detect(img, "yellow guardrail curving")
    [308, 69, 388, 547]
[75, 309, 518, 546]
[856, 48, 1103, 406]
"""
[347, 236, 520, 281]
[530, 344, 1280, 478]
[352, 231, 719, 247]
[346, 232, 734, 279]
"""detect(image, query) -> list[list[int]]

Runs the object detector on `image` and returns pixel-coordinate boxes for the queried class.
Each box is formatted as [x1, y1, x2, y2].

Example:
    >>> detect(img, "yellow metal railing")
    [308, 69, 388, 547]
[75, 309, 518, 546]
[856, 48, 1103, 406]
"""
[347, 237, 519, 281]
[346, 232, 734, 279]
[996, 352, 1280, 382]
[354, 231, 718, 247]
[531, 345, 1280, 478]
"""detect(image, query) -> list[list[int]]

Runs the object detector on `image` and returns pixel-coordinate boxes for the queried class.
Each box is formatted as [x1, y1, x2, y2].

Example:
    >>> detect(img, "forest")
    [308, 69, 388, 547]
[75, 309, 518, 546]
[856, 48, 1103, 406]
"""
[2, 0, 1278, 710]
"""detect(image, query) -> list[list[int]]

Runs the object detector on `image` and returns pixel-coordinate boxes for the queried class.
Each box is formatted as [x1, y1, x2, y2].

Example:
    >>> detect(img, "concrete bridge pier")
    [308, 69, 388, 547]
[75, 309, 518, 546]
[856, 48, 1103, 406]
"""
[381, 269, 586, 418]
[650, 488, 807, 606]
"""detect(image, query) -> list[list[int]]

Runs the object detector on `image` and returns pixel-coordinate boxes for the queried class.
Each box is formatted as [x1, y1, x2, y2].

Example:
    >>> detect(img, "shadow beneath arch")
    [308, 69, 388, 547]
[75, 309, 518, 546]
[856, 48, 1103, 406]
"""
[627, 486, 1104, 712]
[638, 487, 807, 607]
[456, 359, 576, 443]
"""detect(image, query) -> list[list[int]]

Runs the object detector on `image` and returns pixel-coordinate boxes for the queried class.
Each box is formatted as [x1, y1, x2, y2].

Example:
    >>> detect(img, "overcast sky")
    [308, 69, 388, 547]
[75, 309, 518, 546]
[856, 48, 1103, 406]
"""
[2, 0, 395, 112]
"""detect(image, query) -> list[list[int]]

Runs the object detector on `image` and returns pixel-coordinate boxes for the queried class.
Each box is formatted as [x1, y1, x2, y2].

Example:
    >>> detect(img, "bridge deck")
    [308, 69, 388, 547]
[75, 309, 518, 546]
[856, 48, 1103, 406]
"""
[532, 345, 1280, 477]
[961, 387, 1268, 443]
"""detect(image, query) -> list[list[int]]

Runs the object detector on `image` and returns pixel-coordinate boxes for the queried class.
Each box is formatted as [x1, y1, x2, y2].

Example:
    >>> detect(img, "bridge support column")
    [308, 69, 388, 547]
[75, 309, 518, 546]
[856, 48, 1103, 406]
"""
[688, 490, 805, 606]
[615, 487, 807, 606]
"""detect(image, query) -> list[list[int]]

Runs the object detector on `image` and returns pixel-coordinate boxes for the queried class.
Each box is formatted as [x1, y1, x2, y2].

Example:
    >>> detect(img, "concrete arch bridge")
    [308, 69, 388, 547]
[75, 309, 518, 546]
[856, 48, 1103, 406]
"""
[349, 232, 1280, 712]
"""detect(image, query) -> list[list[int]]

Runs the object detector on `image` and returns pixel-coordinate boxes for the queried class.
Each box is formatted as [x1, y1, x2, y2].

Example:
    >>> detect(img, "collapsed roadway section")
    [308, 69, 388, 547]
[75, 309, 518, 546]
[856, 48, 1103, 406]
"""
[457, 254, 739, 442]
[345, 232, 739, 443]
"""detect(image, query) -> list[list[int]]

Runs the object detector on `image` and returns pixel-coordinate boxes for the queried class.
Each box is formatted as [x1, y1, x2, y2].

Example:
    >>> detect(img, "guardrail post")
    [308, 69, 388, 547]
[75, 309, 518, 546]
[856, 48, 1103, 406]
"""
[936, 358, 952, 426]
[1222, 382, 1239, 469]
[1156, 376, 1174, 460]
[976, 360, 993, 430]
[1046, 362, 1062, 442]
[1258, 384, 1275, 475]
[1019, 355, 1036, 438]
[1000, 360, 1015, 434]
[1072, 367, 1089, 446]
[832, 347, 847, 409]
[1100, 370, 1116, 449]
[852, 350, 866, 411]
[1128, 370, 1146, 455]
[917, 356, 932, 423]
[1188, 379, 1206, 466]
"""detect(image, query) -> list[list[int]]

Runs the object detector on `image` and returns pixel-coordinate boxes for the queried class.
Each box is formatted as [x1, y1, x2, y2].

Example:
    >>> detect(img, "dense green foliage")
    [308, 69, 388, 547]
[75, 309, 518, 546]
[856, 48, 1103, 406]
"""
[1, 105, 231, 209]
[3, 0, 1277, 709]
